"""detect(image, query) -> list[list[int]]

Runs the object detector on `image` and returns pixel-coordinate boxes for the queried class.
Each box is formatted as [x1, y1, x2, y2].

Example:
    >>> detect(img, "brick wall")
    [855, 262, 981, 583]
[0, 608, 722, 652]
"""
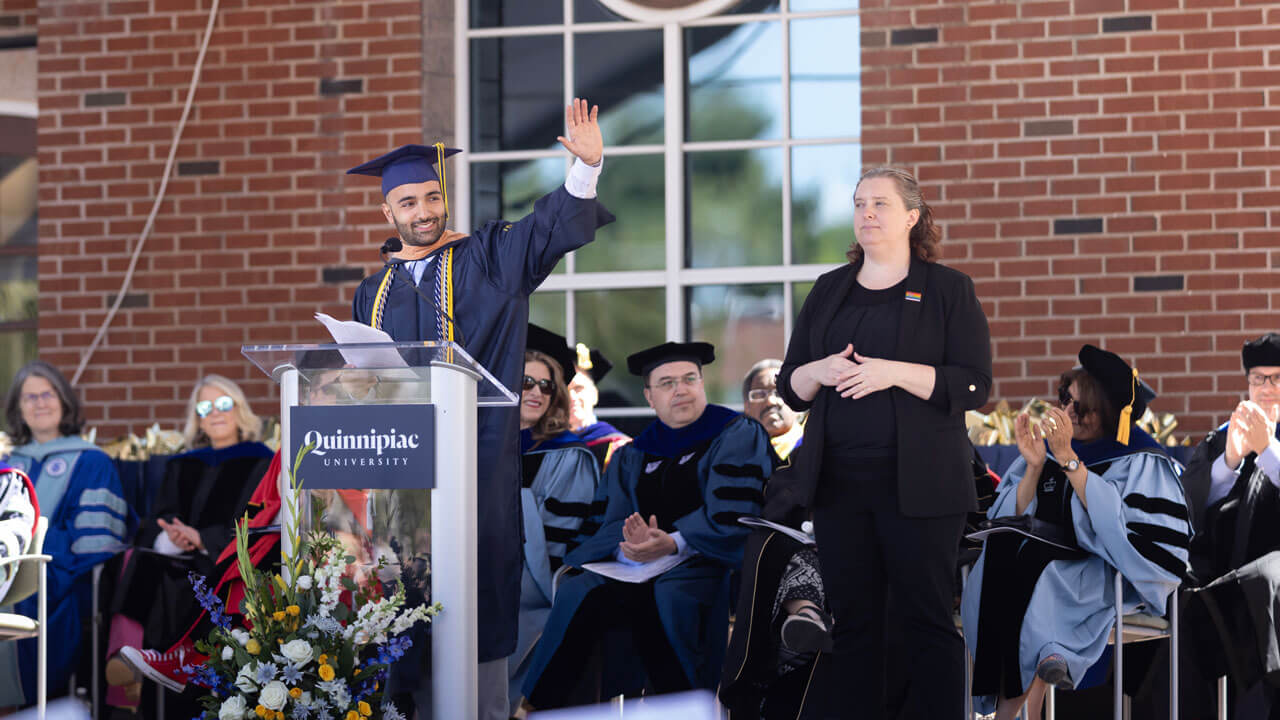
[35, 0, 453, 436]
[859, 0, 1280, 438]
[0, 0, 36, 38]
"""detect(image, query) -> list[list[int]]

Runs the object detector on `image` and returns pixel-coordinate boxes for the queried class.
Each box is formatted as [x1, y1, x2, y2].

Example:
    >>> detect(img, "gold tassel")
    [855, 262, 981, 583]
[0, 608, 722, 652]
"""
[1115, 367, 1138, 444]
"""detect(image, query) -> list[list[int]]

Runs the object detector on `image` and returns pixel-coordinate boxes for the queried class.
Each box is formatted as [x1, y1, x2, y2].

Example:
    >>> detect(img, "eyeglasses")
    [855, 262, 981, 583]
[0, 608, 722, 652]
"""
[747, 388, 781, 403]
[1057, 387, 1087, 417]
[522, 376, 554, 395]
[196, 395, 235, 418]
[20, 390, 56, 406]
[648, 373, 702, 393]
[1247, 372, 1280, 388]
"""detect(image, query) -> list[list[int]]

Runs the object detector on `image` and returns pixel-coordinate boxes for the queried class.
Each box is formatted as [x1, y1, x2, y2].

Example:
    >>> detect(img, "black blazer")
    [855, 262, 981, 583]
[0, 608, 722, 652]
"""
[777, 256, 993, 518]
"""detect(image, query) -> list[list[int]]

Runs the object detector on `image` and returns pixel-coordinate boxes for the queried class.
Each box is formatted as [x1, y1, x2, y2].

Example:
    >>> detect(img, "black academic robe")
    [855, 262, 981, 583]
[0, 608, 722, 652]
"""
[114, 442, 272, 649]
[352, 186, 615, 661]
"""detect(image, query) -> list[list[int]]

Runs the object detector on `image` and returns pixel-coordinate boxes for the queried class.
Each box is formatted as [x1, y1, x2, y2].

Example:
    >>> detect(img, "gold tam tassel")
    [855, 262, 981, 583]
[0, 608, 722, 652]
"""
[1116, 367, 1138, 444]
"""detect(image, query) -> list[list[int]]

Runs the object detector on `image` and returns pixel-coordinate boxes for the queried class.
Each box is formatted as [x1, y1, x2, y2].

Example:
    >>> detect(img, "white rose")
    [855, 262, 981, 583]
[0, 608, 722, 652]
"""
[279, 639, 313, 667]
[259, 680, 289, 711]
[218, 695, 247, 720]
[234, 665, 257, 694]
[296, 575, 313, 590]
[221, 646, 234, 661]
[231, 628, 251, 646]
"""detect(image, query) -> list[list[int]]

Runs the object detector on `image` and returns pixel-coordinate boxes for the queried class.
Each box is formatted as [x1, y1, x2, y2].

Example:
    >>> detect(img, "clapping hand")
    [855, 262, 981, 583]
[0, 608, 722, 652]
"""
[1226, 400, 1279, 469]
[1013, 412, 1047, 469]
[1040, 407, 1074, 459]
[557, 98, 602, 166]
[619, 512, 677, 563]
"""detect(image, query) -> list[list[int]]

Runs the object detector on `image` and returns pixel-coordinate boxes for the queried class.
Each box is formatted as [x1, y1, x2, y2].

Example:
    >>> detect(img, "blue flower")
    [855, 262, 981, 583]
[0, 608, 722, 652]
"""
[281, 663, 303, 684]
[290, 704, 313, 720]
[187, 572, 230, 629]
[255, 661, 279, 685]
[381, 703, 406, 720]
[306, 615, 342, 635]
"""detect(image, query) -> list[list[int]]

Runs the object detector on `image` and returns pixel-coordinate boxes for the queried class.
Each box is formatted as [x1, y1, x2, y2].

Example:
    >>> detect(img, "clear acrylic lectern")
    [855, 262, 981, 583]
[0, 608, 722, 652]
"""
[243, 341, 518, 720]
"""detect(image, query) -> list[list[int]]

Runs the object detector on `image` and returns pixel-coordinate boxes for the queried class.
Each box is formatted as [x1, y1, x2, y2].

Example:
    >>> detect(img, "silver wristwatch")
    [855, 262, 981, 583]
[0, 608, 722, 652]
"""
[1063, 457, 1080, 472]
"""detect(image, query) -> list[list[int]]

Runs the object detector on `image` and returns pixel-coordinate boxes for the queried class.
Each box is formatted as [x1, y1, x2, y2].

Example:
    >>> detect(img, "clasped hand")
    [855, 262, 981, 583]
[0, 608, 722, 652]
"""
[1225, 400, 1280, 469]
[157, 516, 203, 552]
[1013, 407, 1074, 469]
[619, 512, 677, 563]
[812, 344, 898, 399]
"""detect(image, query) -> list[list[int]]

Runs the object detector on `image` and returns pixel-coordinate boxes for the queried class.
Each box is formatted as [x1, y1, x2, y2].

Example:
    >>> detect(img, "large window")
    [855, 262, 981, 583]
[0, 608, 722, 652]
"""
[460, 0, 859, 414]
[0, 39, 38, 400]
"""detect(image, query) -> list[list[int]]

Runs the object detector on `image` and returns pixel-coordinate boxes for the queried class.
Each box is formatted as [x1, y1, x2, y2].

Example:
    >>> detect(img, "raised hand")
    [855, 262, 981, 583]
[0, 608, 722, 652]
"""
[1239, 400, 1278, 458]
[557, 97, 603, 166]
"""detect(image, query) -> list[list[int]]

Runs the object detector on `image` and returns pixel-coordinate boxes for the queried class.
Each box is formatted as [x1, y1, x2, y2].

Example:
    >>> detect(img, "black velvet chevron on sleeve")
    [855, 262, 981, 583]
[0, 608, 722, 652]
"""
[1124, 493, 1190, 522]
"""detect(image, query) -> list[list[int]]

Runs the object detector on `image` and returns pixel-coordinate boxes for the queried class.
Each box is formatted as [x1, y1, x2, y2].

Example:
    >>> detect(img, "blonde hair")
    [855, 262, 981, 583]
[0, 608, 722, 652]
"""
[182, 374, 262, 448]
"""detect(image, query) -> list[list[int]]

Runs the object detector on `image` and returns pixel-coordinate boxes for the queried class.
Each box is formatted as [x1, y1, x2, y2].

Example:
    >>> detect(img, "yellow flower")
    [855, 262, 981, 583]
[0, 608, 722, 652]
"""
[346, 712, 360, 720]
[318, 663, 336, 682]
[272, 610, 286, 622]
[255, 705, 268, 718]
[246, 639, 261, 655]
[289, 687, 302, 699]
[275, 713, 284, 720]
[358, 701, 372, 716]
[286, 605, 301, 616]
[318, 653, 328, 665]
[352, 667, 360, 676]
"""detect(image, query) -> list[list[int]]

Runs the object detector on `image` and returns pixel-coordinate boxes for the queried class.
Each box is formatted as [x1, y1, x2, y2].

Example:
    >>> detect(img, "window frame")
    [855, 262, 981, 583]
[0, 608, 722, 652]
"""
[454, 0, 859, 407]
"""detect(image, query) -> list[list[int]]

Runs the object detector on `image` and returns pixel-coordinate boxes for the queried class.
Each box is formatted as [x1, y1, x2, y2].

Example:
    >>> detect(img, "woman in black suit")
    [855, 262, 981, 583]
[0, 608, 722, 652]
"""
[778, 167, 992, 719]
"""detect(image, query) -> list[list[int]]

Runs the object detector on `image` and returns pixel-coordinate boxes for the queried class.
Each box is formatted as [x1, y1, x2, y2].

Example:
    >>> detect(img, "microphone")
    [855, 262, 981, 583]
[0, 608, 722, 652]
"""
[380, 238, 466, 346]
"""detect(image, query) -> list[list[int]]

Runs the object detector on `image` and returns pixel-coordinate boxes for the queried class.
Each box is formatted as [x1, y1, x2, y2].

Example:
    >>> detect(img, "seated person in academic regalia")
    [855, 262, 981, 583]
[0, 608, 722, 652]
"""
[960, 345, 1191, 720]
[569, 342, 630, 472]
[1179, 331, 1280, 718]
[107, 352, 379, 699]
[519, 341, 772, 712]
[0, 464, 37, 603]
[509, 325, 601, 713]
[104, 375, 272, 706]
[0, 361, 131, 710]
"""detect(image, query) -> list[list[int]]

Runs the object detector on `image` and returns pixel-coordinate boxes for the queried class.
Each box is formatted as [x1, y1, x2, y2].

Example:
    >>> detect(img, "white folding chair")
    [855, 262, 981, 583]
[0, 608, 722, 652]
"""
[0, 516, 52, 720]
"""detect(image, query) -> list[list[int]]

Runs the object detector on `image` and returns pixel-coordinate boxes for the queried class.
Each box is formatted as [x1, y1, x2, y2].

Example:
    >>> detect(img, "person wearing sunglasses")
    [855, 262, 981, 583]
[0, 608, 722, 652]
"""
[1175, 332, 1280, 717]
[104, 375, 273, 715]
[508, 326, 601, 716]
[960, 345, 1190, 720]
[520, 340, 772, 712]
[0, 361, 130, 711]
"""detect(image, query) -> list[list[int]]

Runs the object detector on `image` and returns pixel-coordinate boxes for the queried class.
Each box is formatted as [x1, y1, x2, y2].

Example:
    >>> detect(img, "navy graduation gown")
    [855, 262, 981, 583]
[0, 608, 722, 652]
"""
[352, 185, 614, 661]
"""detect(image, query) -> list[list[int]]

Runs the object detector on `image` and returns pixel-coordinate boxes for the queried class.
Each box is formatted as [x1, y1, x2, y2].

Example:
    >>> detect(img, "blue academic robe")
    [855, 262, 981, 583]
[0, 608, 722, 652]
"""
[510, 429, 600, 709]
[960, 428, 1191, 713]
[522, 406, 772, 697]
[351, 185, 614, 661]
[0, 437, 131, 706]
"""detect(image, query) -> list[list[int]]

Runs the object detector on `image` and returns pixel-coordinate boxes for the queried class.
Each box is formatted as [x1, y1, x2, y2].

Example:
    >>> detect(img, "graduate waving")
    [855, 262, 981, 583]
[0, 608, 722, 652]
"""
[348, 98, 613, 720]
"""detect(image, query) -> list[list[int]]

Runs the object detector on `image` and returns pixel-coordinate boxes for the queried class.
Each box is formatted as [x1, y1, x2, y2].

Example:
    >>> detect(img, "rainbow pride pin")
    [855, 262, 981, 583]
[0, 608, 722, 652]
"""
[905, 291, 922, 302]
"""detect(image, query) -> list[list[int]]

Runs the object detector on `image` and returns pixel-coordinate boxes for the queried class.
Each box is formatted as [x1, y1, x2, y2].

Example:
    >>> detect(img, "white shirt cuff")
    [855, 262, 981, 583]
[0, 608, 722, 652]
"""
[670, 531, 688, 556]
[564, 156, 603, 199]
[1259, 437, 1280, 489]
[153, 532, 185, 556]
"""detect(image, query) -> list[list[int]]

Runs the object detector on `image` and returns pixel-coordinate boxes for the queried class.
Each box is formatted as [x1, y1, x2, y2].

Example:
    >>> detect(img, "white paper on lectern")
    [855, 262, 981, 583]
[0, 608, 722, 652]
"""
[314, 313, 409, 368]
[581, 545, 694, 583]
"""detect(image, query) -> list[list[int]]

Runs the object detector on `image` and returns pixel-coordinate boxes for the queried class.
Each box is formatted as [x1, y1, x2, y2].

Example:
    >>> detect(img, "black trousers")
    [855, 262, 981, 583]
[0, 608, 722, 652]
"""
[802, 457, 967, 720]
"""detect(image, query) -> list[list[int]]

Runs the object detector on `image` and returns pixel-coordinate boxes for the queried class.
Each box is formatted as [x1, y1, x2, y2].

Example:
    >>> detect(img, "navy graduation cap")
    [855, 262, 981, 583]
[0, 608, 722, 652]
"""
[347, 143, 462, 199]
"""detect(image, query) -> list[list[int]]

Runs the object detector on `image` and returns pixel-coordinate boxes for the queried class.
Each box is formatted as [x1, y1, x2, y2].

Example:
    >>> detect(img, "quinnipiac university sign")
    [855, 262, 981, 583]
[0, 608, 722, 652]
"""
[290, 404, 436, 490]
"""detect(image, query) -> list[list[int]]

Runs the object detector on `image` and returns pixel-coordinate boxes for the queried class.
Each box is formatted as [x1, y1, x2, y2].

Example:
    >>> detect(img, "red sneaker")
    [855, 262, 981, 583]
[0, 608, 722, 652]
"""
[118, 643, 204, 693]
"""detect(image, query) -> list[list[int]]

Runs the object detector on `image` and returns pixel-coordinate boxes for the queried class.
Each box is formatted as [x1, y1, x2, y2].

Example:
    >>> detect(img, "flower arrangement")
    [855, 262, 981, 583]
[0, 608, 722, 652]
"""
[185, 446, 440, 720]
